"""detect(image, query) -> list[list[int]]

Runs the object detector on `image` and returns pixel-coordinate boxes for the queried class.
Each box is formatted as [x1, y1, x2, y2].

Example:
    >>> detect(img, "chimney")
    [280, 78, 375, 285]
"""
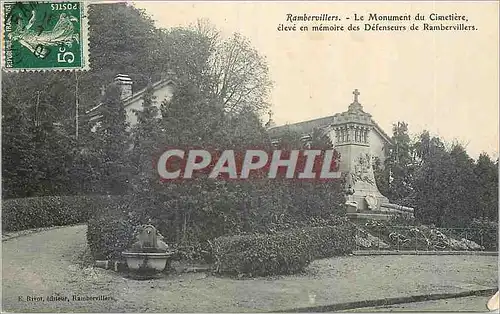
[114, 74, 133, 100]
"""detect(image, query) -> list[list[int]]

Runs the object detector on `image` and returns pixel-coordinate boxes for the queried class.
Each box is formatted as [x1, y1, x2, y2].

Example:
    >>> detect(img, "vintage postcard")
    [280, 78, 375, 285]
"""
[1, 0, 498, 313]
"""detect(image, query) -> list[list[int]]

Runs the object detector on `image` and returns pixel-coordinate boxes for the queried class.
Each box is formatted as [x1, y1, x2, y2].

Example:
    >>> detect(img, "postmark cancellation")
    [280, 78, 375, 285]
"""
[2, 1, 89, 71]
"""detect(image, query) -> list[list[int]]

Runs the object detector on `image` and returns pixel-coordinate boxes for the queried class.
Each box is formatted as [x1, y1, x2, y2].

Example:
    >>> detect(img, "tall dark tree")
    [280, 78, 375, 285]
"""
[381, 122, 415, 205]
[443, 144, 479, 227]
[474, 153, 498, 221]
[411, 131, 451, 226]
[160, 81, 226, 148]
[94, 84, 131, 195]
[130, 84, 161, 186]
[79, 3, 161, 109]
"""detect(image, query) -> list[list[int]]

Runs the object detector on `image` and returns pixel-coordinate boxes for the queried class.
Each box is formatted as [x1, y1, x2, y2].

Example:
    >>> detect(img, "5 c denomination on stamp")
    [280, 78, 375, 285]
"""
[2, 1, 89, 71]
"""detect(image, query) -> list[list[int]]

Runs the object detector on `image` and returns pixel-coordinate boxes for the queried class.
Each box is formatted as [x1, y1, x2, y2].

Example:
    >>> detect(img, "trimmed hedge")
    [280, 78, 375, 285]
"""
[1, 195, 122, 232]
[213, 224, 355, 277]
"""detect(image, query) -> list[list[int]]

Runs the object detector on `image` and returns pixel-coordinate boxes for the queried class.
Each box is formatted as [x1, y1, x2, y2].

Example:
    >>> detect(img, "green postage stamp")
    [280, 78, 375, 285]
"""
[2, 1, 89, 71]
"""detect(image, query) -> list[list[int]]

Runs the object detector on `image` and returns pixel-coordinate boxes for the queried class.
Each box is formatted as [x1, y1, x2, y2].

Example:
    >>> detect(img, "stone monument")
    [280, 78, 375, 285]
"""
[332, 89, 414, 220]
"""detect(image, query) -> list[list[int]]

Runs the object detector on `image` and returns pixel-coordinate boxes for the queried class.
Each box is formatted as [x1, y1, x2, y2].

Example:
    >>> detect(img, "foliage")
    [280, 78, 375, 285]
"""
[87, 215, 138, 260]
[129, 84, 162, 193]
[468, 218, 498, 251]
[93, 84, 132, 195]
[86, 195, 150, 260]
[373, 122, 414, 205]
[213, 231, 311, 277]
[213, 224, 355, 277]
[474, 154, 499, 221]
[3, 2, 498, 268]
[193, 19, 273, 114]
[2, 3, 273, 200]
[374, 124, 498, 230]
[1, 195, 117, 232]
[124, 82, 346, 256]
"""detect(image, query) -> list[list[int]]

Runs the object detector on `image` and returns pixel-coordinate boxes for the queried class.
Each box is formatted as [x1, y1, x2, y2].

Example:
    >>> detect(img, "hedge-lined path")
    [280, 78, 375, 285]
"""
[2, 225, 498, 312]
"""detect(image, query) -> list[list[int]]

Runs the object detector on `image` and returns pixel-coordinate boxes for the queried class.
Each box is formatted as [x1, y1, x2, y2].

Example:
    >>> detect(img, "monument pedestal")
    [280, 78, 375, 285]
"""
[346, 212, 393, 221]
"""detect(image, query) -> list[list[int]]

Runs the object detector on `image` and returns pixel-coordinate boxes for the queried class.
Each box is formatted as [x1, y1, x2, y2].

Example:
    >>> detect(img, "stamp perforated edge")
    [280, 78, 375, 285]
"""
[1, 1, 90, 72]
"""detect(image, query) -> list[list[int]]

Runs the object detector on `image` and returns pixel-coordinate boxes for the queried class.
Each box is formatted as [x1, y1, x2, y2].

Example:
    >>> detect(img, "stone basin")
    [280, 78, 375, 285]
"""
[122, 251, 175, 272]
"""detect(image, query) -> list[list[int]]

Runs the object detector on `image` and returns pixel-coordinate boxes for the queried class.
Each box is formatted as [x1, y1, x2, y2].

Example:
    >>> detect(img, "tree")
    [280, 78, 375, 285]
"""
[1, 3, 165, 198]
[474, 153, 498, 221]
[266, 128, 345, 219]
[411, 131, 451, 226]
[380, 122, 415, 205]
[2, 72, 80, 198]
[94, 84, 131, 195]
[188, 19, 273, 114]
[224, 108, 273, 150]
[130, 83, 161, 190]
[444, 144, 479, 227]
[207, 32, 273, 114]
[157, 27, 214, 92]
[2, 4, 274, 199]
[80, 3, 161, 109]
[159, 84, 216, 148]
[274, 128, 304, 150]
[373, 156, 390, 197]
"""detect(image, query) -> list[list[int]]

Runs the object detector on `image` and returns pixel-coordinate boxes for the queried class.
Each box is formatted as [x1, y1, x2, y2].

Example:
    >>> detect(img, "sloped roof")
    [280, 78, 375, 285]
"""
[371, 120, 393, 145]
[269, 114, 393, 146]
[85, 78, 175, 115]
[268, 116, 335, 138]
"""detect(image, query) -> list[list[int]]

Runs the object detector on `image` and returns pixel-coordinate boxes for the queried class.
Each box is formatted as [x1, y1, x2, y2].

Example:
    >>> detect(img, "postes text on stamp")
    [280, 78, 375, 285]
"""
[2, 1, 89, 71]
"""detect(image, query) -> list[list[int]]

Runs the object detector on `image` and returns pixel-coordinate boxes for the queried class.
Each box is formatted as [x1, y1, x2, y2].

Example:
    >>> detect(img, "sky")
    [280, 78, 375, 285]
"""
[134, 1, 499, 159]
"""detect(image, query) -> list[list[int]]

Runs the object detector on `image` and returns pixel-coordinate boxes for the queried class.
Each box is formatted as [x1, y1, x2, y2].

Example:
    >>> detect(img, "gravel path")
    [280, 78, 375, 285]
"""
[2, 225, 498, 312]
[343, 296, 494, 312]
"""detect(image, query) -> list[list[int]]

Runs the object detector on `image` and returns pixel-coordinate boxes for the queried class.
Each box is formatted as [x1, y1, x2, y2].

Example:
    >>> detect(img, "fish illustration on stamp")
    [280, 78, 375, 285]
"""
[2, 1, 89, 71]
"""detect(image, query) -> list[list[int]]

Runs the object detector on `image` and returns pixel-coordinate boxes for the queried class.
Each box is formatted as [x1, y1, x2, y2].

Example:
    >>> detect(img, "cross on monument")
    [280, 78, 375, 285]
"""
[353, 89, 360, 103]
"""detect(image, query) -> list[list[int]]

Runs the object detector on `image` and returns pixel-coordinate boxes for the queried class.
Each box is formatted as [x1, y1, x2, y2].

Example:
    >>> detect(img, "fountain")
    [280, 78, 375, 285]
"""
[122, 224, 175, 279]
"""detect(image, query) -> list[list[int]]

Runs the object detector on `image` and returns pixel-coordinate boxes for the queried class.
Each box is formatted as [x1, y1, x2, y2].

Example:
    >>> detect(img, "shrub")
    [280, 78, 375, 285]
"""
[468, 219, 498, 250]
[1, 195, 120, 232]
[86, 197, 148, 260]
[306, 224, 356, 258]
[213, 231, 312, 277]
[213, 224, 355, 277]
[87, 215, 138, 260]
[173, 242, 214, 263]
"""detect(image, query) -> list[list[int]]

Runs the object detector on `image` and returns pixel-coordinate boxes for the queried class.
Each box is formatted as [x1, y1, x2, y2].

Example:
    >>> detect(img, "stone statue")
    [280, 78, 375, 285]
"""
[344, 172, 355, 195]
[365, 194, 378, 210]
